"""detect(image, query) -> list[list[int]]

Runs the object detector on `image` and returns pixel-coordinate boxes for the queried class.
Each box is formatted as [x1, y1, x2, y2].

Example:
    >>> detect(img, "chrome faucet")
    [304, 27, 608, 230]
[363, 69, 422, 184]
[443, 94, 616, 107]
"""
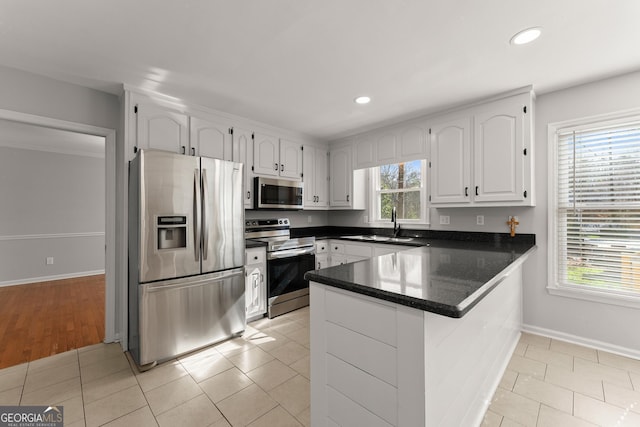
[391, 206, 400, 237]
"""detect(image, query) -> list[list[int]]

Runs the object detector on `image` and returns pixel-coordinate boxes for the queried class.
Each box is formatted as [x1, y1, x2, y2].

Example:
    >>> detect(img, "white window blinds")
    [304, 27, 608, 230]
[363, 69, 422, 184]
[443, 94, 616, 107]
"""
[556, 118, 640, 296]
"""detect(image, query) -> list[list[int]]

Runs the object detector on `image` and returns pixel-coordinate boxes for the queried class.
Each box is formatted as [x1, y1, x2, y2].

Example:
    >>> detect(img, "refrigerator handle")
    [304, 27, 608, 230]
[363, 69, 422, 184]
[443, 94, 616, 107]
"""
[194, 169, 201, 262]
[202, 168, 209, 260]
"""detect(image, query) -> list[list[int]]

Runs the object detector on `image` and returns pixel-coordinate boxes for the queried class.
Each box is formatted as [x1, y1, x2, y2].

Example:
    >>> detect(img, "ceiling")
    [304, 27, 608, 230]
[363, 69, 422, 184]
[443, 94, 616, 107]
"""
[1, 0, 640, 140]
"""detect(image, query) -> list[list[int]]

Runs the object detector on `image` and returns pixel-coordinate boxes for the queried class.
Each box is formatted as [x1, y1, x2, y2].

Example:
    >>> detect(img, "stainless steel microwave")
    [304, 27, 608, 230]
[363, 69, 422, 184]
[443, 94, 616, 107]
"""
[254, 177, 304, 209]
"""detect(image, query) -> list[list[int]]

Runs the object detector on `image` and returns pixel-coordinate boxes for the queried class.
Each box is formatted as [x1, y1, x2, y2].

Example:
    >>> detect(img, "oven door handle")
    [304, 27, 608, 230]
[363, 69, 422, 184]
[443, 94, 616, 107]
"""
[267, 247, 315, 260]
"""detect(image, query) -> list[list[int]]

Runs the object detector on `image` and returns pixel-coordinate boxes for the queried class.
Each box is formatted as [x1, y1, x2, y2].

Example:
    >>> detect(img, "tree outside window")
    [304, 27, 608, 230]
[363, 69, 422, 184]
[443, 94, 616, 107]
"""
[376, 160, 425, 221]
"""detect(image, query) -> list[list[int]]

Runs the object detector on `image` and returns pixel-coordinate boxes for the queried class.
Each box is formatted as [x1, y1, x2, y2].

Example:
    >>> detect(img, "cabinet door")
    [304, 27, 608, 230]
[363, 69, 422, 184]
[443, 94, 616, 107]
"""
[232, 127, 255, 208]
[329, 147, 352, 207]
[253, 133, 279, 176]
[136, 104, 189, 154]
[316, 254, 329, 270]
[473, 104, 524, 202]
[430, 117, 471, 204]
[354, 136, 376, 169]
[279, 139, 303, 180]
[376, 132, 397, 165]
[315, 147, 329, 207]
[190, 117, 232, 160]
[245, 265, 266, 319]
[303, 146, 329, 208]
[329, 254, 347, 266]
[399, 125, 427, 160]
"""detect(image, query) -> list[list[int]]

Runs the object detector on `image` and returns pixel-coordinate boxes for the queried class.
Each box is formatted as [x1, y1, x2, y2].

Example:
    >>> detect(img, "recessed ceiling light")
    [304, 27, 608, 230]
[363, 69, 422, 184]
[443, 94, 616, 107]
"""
[354, 96, 371, 104]
[510, 27, 542, 45]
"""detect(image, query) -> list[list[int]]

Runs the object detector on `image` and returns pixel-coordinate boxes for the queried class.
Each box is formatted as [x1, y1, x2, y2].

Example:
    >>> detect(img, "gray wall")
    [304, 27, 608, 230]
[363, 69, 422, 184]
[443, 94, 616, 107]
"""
[328, 70, 640, 353]
[0, 65, 119, 129]
[0, 147, 105, 285]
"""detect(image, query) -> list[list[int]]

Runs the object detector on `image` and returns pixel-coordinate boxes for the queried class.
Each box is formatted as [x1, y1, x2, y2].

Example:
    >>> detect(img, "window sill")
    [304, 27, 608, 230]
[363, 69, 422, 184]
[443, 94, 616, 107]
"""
[547, 283, 640, 310]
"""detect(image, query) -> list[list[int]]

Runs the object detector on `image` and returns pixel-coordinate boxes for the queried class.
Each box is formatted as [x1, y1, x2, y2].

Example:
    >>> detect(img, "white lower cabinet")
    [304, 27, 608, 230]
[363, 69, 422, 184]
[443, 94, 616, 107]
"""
[245, 247, 266, 322]
[310, 264, 524, 426]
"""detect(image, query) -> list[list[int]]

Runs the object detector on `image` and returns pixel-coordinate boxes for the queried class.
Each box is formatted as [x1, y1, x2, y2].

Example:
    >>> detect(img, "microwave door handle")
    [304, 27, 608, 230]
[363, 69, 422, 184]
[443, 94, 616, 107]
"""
[193, 169, 201, 262]
[201, 168, 209, 260]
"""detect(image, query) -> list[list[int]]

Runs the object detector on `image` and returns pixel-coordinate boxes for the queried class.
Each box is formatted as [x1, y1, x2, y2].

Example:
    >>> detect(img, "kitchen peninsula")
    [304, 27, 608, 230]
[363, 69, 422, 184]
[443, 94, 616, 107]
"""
[305, 236, 536, 427]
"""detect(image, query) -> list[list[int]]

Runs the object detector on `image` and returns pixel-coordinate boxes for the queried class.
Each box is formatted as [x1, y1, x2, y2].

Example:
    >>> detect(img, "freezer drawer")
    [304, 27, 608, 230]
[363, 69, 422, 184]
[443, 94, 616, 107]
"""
[137, 268, 245, 365]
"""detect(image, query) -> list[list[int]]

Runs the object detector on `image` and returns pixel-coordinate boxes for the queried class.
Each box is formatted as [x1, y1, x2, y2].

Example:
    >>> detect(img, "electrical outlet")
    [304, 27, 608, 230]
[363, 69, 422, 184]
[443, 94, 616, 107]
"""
[363, 215, 368, 223]
[46, 257, 54, 265]
[439, 215, 450, 225]
[476, 215, 484, 226]
[307, 215, 312, 224]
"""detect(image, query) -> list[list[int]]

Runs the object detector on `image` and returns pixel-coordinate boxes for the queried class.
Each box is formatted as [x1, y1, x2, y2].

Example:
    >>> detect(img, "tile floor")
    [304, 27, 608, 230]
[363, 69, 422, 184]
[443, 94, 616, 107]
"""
[1, 306, 639, 427]
[0, 306, 311, 427]
[483, 332, 640, 427]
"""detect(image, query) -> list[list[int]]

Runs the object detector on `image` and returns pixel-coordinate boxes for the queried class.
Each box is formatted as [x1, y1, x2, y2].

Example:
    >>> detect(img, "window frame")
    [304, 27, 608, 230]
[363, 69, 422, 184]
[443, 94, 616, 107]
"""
[547, 109, 640, 309]
[369, 159, 429, 226]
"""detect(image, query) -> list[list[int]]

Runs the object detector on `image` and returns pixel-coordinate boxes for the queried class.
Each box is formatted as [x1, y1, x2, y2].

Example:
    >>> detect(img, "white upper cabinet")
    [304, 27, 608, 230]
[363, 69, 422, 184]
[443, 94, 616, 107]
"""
[190, 117, 232, 160]
[133, 101, 233, 161]
[399, 125, 427, 160]
[135, 103, 189, 155]
[253, 135, 302, 180]
[329, 146, 352, 207]
[473, 101, 525, 203]
[376, 132, 397, 164]
[253, 133, 279, 176]
[279, 139, 303, 179]
[354, 122, 427, 169]
[429, 90, 534, 207]
[329, 145, 365, 209]
[430, 117, 471, 204]
[303, 145, 329, 208]
[231, 127, 254, 209]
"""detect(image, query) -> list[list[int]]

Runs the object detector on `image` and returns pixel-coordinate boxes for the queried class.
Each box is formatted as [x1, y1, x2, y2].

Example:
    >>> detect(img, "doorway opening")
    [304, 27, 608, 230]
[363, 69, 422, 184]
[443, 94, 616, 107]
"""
[0, 112, 116, 368]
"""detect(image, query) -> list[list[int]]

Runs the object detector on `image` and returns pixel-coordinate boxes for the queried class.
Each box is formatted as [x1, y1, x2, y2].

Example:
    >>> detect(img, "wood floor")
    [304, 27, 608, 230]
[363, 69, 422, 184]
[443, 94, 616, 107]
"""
[0, 274, 105, 369]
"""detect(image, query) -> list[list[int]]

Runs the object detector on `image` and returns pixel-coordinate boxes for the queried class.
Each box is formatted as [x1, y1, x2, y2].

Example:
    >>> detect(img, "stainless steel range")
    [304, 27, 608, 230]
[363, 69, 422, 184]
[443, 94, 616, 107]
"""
[245, 218, 315, 318]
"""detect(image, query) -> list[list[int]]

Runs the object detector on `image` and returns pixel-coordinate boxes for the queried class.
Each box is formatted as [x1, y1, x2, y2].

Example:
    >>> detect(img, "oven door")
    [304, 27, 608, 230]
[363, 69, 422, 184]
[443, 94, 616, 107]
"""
[267, 251, 315, 299]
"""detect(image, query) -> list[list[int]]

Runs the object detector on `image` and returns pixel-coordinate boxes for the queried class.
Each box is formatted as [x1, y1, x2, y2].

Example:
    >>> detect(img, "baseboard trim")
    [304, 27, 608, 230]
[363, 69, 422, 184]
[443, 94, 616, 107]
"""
[0, 270, 105, 288]
[522, 323, 640, 360]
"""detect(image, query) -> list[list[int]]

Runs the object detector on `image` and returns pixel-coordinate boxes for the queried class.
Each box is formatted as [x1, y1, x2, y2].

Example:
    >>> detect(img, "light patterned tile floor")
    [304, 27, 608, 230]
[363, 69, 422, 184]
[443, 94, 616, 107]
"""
[483, 332, 640, 427]
[2, 307, 639, 427]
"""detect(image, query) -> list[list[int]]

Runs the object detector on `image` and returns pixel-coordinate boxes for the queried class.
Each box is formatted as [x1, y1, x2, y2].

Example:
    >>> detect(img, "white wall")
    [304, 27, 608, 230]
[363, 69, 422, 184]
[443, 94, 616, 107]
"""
[0, 147, 105, 285]
[0, 65, 119, 129]
[524, 71, 640, 355]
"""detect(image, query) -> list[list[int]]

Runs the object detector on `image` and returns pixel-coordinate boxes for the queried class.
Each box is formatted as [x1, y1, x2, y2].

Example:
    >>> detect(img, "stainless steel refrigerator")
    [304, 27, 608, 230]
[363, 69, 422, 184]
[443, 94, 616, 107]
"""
[128, 149, 245, 368]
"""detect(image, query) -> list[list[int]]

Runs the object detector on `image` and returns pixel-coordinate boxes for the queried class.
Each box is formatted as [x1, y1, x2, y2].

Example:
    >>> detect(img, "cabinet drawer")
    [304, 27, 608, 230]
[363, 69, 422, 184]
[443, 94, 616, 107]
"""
[345, 244, 372, 257]
[245, 248, 266, 265]
[315, 241, 329, 254]
[330, 242, 345, 254]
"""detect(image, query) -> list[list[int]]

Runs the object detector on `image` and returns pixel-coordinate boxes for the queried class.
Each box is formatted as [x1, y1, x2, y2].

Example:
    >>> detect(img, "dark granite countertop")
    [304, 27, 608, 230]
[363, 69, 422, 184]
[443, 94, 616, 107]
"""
[305, 233, 536, 318]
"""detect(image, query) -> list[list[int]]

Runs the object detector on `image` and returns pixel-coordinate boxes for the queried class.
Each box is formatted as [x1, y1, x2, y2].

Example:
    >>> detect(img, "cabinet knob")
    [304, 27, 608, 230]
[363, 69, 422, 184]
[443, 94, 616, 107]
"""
[254, 256, 258, 260]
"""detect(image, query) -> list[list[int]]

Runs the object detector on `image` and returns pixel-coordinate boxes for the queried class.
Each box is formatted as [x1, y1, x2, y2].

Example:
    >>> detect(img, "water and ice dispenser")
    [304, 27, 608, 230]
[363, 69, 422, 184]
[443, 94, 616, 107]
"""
[157, 216, 187, 250]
